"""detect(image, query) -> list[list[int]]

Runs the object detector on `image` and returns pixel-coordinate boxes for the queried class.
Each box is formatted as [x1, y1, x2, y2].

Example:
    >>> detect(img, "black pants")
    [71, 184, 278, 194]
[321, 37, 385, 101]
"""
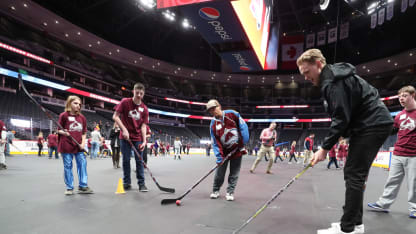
[340, 124, 392, 233]
[111, 146, 120, 167]
[288, 153, 297, 162]
[327, 157, 339, 169]
[37, 143, 43, 156]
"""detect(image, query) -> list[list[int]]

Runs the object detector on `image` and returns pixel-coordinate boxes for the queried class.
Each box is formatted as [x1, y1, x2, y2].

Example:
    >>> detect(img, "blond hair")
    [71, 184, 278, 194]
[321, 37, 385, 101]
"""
[398, 85, 415, 96]
[65, 95, 82, 113]
[296, 48, 327, 66]
[292, 141, 296, 146]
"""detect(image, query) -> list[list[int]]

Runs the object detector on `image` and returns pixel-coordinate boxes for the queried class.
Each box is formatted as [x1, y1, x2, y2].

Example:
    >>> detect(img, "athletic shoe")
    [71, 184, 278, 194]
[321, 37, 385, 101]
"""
[410, 211, 416, 219]
[249, 169, 254, 173]
[317, 224, 356, 234]
[139, 184, 148, 192]
[64, 189, 74, 195]
[78, 187, 94, 194]
[210, 191, 220, 199]
[367, 202, 389, 213]
[123, 184, 132, 190]
[331, 223, 364, 234]
[266, 170, 273, 174]
[225, 193, 234, 201]
[0, 163, 7, 169]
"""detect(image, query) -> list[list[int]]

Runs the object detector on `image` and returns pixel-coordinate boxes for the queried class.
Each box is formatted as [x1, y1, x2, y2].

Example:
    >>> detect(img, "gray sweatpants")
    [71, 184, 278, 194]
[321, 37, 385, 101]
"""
[376, 155, 416, 212]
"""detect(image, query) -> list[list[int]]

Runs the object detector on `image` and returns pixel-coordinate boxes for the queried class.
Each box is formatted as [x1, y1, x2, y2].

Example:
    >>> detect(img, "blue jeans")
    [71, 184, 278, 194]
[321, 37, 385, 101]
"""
[120, 140, 145, 186]
[91, 142, 100, 159]
[49, 146, 58, 159]
[62, 152, 88, 190]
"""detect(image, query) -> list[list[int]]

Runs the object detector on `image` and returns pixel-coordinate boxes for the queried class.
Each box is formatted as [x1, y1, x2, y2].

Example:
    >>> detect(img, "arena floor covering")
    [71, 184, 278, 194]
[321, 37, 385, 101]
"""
[0, 154, 414, 234]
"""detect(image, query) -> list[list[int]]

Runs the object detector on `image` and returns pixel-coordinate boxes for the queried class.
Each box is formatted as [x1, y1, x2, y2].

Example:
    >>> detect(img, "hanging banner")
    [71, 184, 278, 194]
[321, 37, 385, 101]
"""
[339, 22, 349, 40]
[327, 27, 337, 44]
[410, 0, 415, 7]
[387, 3, 394, 21]
[317, 30, 326, 46]
[401, 0, 408, 12]
[371, 13, 377, 29]
[306, 33, 315, 48]
[280, 34, 304, 70]
[378, 8, 385, 25]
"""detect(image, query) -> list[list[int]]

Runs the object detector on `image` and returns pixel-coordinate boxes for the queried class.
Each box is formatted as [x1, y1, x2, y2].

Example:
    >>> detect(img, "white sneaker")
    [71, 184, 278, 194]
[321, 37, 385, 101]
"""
[331, 223, 364, 234]
[210, 191, 220, 199]
[225, 193, 234, 201]
[317, 224, 356, 234]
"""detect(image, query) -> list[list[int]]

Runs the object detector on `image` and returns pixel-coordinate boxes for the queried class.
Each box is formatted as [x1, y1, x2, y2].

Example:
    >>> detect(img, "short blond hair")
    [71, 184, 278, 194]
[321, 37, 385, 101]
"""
[296, 49, 327, 66]
[398, 85, 415, 96]
[65, 95, 82, 112]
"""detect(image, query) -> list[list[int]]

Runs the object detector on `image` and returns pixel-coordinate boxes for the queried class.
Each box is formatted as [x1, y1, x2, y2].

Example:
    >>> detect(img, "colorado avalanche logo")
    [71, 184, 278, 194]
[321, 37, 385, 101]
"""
[69, 120, 83, 132]
[240, 66, 251, 71]
[400, 117, 415, 131]
[199, 7, 220, 20]
[220, 128, 239, 148]
[129, 109, 141, 120]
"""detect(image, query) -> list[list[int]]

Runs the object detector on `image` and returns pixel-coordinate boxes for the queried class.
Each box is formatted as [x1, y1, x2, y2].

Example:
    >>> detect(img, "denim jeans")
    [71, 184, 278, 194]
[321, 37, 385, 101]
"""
[62, 152, 88, 190]
[49, 146, 58, 159]
[213, 156, 242, 194]
[340, 124, 392, 233]
[91, 141, 100, 159]
[120, 140, 145, 186]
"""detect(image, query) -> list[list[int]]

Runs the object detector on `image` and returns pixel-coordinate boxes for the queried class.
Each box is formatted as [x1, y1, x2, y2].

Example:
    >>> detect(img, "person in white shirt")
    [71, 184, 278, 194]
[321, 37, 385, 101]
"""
[250, 122, 277, 174]
[90, 128, 102, 159]
[173, 137, 182, 160]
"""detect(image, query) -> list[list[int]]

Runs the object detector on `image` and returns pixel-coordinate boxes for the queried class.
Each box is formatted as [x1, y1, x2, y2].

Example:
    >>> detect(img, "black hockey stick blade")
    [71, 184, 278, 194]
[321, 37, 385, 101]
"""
[160, 198, 179, 205]
[128, 140, 175, 193]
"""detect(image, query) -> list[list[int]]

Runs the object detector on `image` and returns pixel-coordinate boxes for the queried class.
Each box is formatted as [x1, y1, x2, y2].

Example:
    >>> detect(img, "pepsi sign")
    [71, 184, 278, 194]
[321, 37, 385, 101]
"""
[180, 1, 248, 43]
[220, 50, 262, 72]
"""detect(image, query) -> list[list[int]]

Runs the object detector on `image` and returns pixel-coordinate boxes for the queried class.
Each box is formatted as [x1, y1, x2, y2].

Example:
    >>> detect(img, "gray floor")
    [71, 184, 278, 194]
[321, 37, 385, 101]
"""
[0, 154, 414, 234]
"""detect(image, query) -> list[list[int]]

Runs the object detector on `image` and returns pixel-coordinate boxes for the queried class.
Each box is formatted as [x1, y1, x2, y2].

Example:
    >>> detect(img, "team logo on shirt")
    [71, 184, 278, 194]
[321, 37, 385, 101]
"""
[400, 116, 415, 131]
[220, 128, 239, 148]
[216, 124, 222, 130]
[69, 120, 83, 132]
[129, 109, 141, 120]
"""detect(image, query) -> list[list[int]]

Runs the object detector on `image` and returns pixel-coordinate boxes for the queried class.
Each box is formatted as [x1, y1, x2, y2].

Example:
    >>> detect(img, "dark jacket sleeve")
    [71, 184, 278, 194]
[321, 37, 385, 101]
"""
[321, 82, 351, 150]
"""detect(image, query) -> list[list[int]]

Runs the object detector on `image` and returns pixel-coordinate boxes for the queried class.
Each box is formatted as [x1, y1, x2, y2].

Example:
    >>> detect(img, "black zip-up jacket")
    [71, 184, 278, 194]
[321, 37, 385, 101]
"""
[320, 63, 394, 150]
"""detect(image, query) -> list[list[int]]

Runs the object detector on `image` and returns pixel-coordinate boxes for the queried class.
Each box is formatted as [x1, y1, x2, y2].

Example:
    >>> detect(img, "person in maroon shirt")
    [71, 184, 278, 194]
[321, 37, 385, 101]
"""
[113, 82, 149, 192]
[327, 144, 339, 169]
[368, 85, 416, 219]
[58, 95, 92, 195]
[0, 120, 7, 169]
[288, 141, 298, 164]
[47, 131, 59, 159]
[37, 132, 44, 157]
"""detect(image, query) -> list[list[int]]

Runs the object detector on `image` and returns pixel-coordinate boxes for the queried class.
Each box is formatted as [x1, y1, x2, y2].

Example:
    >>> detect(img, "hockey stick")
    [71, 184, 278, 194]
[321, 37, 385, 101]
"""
[128, 139, 175, 193]
[232, 163, 313, 234]
[17, 74, 89, 156]
[161, 148, 238, 205]
[275, 141, 290, 147]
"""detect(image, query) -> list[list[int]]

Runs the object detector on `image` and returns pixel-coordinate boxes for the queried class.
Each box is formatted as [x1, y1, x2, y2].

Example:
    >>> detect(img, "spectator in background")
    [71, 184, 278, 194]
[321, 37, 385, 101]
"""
[37, 132, 45, 157]
[250, 122, 277, 174]
[5, 130, 14, 157]
[109, 122, 121, 169]
[142, 125, 151, 164]
[254, 145, 259, 156]
[288, 141, 298, 164]
[174, 137, 182, 160]
[206, 143, 211, 156]
[303, 133, 314, 167]
[0, 120, 7, 169]
[327, 144, 339, 169]
[186, 143, 191, 155]
[47, 131, 59, 159]
[90, 127, 101, 159]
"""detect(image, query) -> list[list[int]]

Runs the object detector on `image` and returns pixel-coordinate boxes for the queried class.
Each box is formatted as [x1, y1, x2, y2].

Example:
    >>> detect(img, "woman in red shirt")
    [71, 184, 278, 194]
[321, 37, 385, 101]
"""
[288, 141, 298, 164]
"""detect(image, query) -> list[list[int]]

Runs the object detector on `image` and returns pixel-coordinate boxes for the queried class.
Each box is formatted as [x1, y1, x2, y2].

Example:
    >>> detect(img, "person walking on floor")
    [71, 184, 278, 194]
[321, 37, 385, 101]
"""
[250, 122, 277, 174]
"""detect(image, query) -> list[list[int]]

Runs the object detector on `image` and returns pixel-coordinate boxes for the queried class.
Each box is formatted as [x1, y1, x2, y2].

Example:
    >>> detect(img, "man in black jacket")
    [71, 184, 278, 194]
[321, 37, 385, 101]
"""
[297, 49, 394, 234]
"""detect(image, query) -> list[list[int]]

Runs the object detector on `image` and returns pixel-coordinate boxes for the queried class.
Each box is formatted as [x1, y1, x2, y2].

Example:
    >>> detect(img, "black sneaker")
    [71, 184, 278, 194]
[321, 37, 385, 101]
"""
[123, 184, 132, 190]
[0, 163, 7, 169]
[139, 184, 148, 192]
[78, 187, 94, 194]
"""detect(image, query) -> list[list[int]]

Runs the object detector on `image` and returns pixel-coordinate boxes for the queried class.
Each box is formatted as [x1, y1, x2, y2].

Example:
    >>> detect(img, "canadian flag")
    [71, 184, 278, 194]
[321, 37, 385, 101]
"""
[280, 34, 304, 70]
